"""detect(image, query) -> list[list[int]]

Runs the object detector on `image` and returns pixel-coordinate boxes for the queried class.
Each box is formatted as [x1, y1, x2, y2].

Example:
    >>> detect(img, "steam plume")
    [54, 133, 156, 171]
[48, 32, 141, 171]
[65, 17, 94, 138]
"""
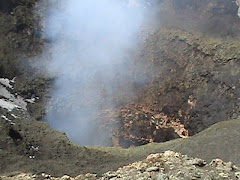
[43, 0, 150, 146]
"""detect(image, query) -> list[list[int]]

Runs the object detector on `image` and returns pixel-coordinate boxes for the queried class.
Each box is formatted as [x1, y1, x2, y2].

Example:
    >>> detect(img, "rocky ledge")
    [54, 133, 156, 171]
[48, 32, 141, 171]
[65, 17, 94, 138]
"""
[1, 151, 239, 180]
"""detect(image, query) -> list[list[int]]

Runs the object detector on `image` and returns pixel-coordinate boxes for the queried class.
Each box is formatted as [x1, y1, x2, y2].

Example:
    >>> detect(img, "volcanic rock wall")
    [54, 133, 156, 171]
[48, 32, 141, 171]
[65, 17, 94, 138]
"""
[110, 0, 240, 146]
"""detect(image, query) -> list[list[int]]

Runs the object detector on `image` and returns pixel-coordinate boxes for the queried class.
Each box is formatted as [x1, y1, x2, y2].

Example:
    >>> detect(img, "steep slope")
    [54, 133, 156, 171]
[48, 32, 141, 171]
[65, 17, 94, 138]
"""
[0, 0, 52, 122]
[139, 28, 240, 135]
[111, 0, 240, 146]
[1, 114, 240, 177]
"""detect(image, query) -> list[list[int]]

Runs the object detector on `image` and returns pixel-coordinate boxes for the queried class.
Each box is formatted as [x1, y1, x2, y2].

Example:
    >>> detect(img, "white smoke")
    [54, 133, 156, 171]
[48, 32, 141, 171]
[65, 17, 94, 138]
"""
[237, 0, 240, 18]
[43, 0, 152, 146]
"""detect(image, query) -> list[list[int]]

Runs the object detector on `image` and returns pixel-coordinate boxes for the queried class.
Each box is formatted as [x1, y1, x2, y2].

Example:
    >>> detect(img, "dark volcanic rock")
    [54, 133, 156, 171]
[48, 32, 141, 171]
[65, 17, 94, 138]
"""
[107, 0, 240, 145]
[138, 28, 240, 135]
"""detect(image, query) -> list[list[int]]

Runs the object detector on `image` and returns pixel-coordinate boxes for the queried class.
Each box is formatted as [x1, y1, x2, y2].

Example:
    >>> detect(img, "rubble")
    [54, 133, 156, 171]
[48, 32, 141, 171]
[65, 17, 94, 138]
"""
[0, 151, 239, 180]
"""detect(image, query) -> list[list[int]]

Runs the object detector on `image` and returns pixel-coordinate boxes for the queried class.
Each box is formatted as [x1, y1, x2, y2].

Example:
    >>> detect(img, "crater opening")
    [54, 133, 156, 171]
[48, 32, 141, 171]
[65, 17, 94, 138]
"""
[41, 0, 165, 148]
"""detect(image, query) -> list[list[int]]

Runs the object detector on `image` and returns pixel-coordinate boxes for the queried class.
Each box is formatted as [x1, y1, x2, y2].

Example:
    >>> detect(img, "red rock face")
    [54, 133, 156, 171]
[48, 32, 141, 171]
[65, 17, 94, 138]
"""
[111, 104, 187, 148]
[98, 0, 240, 148]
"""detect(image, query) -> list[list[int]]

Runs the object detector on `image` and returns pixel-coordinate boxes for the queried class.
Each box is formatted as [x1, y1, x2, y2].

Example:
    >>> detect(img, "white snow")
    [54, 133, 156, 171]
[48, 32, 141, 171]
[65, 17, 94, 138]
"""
[0, 99, 19, 111]
[1, 115, 9, 121]
[29, 155, 35, 159]
[10, 77, 16, 83]
[11, 113, 18, 118]
[0, 78, 27, 111]
[1, 115, 15, 125]
[0, 84, 15, 99]
[26, 97, 36, 104]
[0, 78, 14, 89]
[30, 145, 39, 151]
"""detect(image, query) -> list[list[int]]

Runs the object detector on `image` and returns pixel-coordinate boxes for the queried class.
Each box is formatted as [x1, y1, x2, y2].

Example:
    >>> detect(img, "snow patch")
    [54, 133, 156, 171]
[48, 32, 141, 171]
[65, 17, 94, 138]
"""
[0, 78, 14, 89]
[29, 155, 35, 159]
[0, 78, 27, 111]
[26, 97, 36, 104]
[11, 113, 18, 118]
[1, 115, 15, 125]
[0, 99, 19, 111]
[1, 115, 9, 121]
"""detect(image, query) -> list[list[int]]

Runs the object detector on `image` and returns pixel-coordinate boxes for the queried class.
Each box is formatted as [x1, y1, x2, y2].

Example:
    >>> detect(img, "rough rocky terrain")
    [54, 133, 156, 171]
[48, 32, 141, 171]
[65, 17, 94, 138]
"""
[111, 27, 240, 146]
[1, 0, 240, 179]
[104, 0, 240, 146]
[1, 114, 240, 177]
[1, 151, 240, 179]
